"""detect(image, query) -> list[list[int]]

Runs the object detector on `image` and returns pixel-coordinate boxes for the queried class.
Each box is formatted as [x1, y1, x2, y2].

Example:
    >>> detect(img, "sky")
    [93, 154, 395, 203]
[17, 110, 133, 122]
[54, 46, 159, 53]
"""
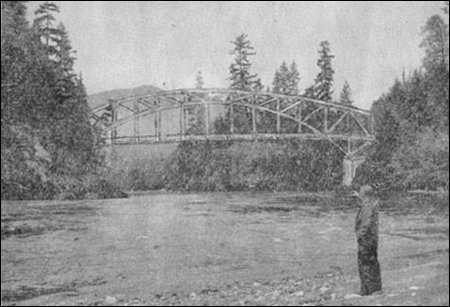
[26, 1, 445, 109]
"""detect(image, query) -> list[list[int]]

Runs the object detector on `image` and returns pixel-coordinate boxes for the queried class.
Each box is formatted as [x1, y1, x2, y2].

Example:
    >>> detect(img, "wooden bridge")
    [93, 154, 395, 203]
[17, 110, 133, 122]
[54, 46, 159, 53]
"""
[91, 88, 374, 159]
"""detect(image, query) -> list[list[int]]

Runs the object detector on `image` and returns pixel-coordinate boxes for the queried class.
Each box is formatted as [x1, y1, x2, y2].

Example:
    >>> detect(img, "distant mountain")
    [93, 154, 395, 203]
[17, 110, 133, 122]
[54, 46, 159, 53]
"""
[87, 85, 160, 109]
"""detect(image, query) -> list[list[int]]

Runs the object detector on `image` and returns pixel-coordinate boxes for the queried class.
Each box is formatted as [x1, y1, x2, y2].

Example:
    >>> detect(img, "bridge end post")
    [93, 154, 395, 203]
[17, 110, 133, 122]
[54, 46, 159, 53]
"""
[343, 155, 365, 186]
[133, 100, 140, 143]
[180, 99, 185, 141]
[205, 101, 210, 136]
[107, 99, 118, 145]
[297, 101, 303, 133]
[276, 99, 281, 134]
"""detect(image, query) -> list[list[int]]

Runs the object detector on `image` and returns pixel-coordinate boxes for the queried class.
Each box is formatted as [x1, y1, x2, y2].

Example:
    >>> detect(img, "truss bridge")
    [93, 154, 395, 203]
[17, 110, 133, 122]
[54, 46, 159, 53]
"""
[91, 88, 374, 159]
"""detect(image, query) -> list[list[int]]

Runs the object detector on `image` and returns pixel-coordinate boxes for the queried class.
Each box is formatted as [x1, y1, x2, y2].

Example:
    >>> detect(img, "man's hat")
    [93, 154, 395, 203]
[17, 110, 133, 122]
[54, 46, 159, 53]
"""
[352, 185, 375, 198]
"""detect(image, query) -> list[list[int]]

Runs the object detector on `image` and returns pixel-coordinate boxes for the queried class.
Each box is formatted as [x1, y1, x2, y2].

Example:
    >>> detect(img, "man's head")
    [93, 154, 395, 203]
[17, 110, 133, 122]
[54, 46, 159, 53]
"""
[352, 185, 375, 200]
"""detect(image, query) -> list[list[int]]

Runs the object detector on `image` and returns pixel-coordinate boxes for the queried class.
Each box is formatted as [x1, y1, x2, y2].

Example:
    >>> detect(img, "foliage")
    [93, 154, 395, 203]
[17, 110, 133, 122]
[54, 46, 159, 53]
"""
[195, 70, 204, 89]
[103, 154, 168, 191]
[228, 34, 259, 91]
[355, 1, 449, 192]
[215, 34, 261, 135]
[164, 140, 344, 192]
[390, 129, 449, 190]
[304, 41, 335, 101]
[1, 1, 117, 200]
[187, 71, 206, 134]
[339, 81, 353, 106]
[272, 61, 300, 95]
[420, 13, 449, 128]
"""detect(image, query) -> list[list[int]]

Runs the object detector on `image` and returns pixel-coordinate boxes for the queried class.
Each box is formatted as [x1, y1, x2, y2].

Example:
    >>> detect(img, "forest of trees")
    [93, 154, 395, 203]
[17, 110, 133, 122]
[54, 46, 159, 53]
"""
[166, 2, 449, 193]
[1, 1, 123, 199]
[355, 1, 449, 192]
[164, 35, 352, 192]
[2, 2, 448, 198]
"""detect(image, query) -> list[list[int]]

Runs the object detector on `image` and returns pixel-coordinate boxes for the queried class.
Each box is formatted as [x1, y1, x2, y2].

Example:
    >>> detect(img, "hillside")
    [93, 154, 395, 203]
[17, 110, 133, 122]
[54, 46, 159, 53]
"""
[87, 85, 161, 109]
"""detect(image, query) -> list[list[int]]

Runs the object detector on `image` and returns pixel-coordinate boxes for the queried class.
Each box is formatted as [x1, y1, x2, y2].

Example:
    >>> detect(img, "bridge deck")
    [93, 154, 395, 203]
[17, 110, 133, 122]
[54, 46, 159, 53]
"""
[108, 133, 374, 145]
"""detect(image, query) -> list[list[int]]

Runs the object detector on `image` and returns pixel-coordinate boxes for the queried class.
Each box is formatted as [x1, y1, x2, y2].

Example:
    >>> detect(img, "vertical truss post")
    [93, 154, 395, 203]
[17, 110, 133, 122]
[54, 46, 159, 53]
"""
[108, 99, 117, 145]
[158, 100, 162, 141]
[230, 103, 234, 134]
[276, 98, 280, 134]
[133, 100, 140, 143]
[155, 98, 161, 141]
[347, 111, 351, 135]
[347, 137, 352, 157]
[251, 95, 256, 135]
[205, 101, 210, 135]
[252, 107, 256, 134]
[370, 114, 374, 136]
[297, 100, 302, 134]
[324, 107, 328, 133]
[154, 101, 158, 141]
[180, 97, 185, 140]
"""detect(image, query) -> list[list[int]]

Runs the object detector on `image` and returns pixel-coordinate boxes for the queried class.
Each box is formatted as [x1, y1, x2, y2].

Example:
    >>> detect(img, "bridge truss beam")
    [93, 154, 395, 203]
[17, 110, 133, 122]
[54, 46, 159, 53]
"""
[91, 88, 374, 158]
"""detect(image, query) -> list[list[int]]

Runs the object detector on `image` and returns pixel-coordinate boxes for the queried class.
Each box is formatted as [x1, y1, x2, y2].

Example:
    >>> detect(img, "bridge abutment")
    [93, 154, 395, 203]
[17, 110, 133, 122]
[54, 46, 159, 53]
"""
[342, 156, 365, 186]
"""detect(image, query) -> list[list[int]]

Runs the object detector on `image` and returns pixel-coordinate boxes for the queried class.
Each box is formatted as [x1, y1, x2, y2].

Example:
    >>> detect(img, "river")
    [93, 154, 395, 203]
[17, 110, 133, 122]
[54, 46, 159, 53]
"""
[1, 192, 448, 305]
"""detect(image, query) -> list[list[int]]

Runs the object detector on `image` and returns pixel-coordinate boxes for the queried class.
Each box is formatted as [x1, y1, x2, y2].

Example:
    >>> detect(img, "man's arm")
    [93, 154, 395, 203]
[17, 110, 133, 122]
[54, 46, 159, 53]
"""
[356, 206, 376, 239]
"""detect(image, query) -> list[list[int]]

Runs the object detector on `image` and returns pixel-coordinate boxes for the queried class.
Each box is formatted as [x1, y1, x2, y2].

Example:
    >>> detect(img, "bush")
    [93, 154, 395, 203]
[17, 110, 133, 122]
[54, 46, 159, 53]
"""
[390, 129, 449, 191]
[354, 129, 449, 193]
[164, 140, 345, 192]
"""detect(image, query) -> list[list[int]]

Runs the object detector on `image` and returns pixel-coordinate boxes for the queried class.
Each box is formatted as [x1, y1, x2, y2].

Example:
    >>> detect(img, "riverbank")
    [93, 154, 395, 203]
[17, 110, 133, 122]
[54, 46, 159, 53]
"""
[1, 192, 448, 306]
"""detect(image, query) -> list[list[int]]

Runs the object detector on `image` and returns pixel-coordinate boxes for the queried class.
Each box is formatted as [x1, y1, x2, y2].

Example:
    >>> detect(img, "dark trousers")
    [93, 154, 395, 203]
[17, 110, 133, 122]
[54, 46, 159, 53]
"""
[358, 246, 382, 295]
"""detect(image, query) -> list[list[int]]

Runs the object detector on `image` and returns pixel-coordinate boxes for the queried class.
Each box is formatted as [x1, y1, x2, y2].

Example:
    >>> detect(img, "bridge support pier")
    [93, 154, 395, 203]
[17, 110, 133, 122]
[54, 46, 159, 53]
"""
[108, 100, 118, 145]
[133, 100, 140, 143]
[342, 155, 365, 186]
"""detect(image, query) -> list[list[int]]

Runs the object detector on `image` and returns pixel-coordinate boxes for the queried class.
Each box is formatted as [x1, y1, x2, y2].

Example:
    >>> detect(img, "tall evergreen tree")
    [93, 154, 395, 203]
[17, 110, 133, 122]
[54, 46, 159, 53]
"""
[272, 61, 290, 94]
[228, 34, 259, 91]
[420, 11, 449, 128]
[272, 61, 300, 95]
[214, 34, 260, 134]
[421, 14, 448, 73]
[32, 1, 61, 55]
[287, 61, 300, 95]
[254, 78, 264, 91]
[339, 81, 353, 106]
[304, 85, 316, 98]
[314, 41, 335, 101]
[304, 41, 335, 101]
[188, 71, 206, 134]
[195, 70, 204, 89]
[397, 70, 430, 130]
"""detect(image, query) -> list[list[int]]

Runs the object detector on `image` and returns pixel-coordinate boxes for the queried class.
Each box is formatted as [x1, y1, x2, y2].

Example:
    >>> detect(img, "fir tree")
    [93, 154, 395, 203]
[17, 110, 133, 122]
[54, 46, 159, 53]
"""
[272, 61, 289, 94]
[304, 85, 316, 98]
[33, 1, 61, 55]
[287, 61, 300, 95]
[215, 34, 259, 134]
[339, 81, 353, 106]
[228, 34, 258, 91]
[272, 61, 300, 95]
[188, 71, 206, 134]
[420, 11, 449, 128]
[254, 78, 264, 91]
[421, 14, 448, 73]
[304, 41, 335, 101]
[314, 41, 335, 101]
[195, 70, 204, 89]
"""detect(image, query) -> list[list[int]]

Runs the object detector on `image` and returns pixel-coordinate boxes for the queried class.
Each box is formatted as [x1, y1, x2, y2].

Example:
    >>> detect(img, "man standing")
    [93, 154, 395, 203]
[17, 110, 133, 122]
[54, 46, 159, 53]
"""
[354, 185, 382, 295]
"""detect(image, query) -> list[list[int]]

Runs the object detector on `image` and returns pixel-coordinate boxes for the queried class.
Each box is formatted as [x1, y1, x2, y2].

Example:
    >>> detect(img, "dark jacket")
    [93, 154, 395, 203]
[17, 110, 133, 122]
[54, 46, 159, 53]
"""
[355, 198, 379, 250]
